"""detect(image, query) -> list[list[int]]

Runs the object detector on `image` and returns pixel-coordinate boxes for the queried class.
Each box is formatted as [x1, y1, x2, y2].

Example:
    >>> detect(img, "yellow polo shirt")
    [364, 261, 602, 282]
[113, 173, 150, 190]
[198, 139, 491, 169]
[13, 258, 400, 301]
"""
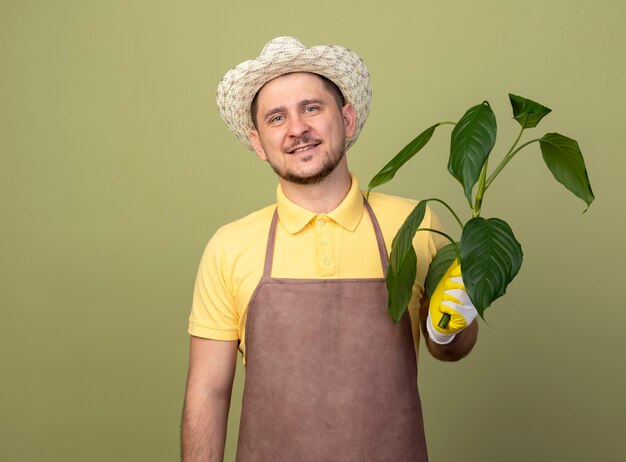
[189, 176, 447, 362]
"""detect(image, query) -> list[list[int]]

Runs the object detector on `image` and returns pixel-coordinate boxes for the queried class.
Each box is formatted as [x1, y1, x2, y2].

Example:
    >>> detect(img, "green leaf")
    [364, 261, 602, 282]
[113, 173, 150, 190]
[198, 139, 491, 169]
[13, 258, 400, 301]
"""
[449, 102, 497, 206]
[539, 133, 595, 211]
[368, 124, 438, 192]
[387, 247, 416, 323]
[386, 201, 428, 323]
[425, 242, 459, 298]
[460, 217, 523, 316]
[509, 94, 552, 129]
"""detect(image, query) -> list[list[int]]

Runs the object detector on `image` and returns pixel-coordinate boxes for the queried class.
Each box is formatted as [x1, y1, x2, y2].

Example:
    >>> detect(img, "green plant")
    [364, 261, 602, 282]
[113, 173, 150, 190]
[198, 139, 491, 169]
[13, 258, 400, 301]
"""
[368, 94, 594, 326]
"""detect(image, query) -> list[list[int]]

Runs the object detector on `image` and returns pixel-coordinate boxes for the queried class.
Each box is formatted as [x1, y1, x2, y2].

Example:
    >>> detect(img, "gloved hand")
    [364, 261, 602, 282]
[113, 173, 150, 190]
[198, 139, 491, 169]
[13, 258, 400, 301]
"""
[426, 260, 478, 345]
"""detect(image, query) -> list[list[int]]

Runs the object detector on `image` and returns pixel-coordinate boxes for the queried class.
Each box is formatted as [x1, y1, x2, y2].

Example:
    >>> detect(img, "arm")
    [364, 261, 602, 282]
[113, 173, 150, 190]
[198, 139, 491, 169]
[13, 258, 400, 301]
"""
[181, 336, 238, 462]
[419, 295, 478, 362]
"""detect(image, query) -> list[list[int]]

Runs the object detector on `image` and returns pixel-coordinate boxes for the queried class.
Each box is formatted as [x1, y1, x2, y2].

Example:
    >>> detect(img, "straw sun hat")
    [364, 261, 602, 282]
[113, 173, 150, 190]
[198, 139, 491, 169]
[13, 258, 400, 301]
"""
[216, 36, 372, 152]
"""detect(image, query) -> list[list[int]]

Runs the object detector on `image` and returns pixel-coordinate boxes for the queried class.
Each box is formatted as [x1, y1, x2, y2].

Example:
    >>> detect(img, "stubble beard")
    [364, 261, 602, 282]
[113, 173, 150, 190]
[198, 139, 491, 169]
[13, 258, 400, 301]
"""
[269, 135, 346, 186]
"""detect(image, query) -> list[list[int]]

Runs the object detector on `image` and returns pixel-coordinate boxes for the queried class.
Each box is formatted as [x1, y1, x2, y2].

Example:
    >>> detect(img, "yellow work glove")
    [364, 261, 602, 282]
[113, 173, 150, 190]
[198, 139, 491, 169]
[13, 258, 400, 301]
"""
[426, 260, 478, 345]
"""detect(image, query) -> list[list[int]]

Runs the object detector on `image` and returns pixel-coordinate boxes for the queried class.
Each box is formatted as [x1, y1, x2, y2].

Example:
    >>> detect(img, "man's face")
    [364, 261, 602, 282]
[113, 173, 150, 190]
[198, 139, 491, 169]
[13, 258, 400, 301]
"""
[249, 73, 356, 185]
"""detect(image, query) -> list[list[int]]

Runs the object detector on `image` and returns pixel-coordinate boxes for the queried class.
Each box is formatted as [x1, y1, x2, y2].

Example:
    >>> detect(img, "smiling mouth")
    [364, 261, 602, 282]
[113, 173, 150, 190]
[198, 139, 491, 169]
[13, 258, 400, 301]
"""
[287, 142, 321, 154]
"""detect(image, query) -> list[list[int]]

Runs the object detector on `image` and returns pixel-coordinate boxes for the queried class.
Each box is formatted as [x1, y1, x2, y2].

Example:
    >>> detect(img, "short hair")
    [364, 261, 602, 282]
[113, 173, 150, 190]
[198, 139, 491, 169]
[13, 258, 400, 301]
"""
[250, 73, 346, 129]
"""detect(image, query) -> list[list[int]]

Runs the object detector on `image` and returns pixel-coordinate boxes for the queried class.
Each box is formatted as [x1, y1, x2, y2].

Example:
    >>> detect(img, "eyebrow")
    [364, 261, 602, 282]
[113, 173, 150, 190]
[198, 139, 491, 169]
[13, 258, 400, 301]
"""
[299, 99, 325, 108]
[262, 99, 326, 122]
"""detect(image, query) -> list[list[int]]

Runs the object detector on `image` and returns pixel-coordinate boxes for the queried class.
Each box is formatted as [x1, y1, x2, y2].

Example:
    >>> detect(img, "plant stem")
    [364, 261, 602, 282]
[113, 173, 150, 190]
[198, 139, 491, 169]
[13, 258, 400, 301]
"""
[472, 160, 489, 218]
[485, 127, 541, 189]
[415, 228, 461, 262]
[438, 313, 451, 330]
[424, 198, 465, 229]
[415, 227, 461, 330]
[416, 197, 463, 330]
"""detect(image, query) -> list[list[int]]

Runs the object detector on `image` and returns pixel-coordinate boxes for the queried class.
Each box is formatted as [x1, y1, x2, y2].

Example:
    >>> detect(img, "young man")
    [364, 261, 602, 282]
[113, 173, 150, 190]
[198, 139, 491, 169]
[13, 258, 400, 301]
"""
[182, 37, 478, 462]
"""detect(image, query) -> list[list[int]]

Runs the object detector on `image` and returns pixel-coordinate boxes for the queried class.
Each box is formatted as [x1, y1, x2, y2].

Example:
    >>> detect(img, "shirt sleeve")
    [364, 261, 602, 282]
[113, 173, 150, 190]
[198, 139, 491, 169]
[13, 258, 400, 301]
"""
[188, 233, 240, 340]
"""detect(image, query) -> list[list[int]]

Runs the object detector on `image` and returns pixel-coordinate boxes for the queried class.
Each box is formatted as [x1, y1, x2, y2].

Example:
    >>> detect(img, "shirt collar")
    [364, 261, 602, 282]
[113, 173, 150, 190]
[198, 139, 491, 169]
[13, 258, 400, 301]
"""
[276, 175, 365, 234]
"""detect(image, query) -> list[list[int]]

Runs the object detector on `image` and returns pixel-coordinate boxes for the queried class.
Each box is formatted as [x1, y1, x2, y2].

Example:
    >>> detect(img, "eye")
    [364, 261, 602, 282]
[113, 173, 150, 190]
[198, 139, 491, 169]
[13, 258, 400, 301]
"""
[269, 115, 285, 124]
[304, 106, 319, 113]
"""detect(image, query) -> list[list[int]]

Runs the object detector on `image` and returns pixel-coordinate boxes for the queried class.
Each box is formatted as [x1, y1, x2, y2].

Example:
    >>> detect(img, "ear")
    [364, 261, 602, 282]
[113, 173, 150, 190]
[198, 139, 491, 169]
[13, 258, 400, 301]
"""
[342, 103, 357, 139]
[249, 129, 268, 161]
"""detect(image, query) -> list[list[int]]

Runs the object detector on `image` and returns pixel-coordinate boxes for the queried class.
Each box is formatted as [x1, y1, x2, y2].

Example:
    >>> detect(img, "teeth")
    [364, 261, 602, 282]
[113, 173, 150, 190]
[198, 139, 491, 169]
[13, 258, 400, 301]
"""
[293, 145, 315, 153]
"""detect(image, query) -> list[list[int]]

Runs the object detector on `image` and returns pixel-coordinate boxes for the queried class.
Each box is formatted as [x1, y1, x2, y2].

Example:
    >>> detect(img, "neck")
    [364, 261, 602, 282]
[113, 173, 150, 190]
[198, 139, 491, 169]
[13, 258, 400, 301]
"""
[279, 162, 352, 214]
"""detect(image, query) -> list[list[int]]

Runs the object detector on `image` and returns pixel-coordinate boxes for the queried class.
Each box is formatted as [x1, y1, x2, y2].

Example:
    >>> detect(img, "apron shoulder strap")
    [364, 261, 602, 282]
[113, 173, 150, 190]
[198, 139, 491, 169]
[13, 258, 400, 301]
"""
[362, 197, 389, 274]
[262, 209, 279, 278]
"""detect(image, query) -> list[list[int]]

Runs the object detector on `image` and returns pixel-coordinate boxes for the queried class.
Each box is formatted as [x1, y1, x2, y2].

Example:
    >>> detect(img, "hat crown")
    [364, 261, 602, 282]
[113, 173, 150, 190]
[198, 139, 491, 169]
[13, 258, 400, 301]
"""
[260, 36, 305, 57]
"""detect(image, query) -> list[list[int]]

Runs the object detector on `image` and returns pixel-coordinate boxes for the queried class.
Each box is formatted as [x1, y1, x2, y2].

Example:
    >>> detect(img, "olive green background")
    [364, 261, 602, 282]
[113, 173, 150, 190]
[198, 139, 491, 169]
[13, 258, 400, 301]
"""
[2, 0, 625, 460]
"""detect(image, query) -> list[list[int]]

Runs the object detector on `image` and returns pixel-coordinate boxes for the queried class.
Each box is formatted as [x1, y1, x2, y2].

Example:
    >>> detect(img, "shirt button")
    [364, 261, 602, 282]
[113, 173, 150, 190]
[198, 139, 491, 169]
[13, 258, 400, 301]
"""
[321, 239, 328, 245]
[317, 220, 325, 228]
[323, 257, 331, 265]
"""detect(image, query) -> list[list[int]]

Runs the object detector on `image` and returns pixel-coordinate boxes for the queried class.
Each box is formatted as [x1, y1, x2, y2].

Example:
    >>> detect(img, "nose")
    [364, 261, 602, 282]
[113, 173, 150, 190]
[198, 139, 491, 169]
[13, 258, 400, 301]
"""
[286, 113, 309, 138]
